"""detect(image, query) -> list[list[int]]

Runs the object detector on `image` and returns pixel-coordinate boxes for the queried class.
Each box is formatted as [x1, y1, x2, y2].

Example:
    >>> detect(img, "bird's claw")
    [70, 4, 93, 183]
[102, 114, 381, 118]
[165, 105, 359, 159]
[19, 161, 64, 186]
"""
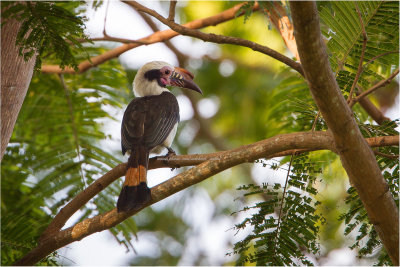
[165, 146, 176, 157]
[162, 147, 176, 166]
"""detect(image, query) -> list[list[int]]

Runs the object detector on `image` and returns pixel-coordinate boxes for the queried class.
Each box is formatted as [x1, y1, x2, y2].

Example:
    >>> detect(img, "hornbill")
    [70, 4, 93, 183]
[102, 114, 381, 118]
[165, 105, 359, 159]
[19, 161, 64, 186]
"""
[117, 61, 202, 212]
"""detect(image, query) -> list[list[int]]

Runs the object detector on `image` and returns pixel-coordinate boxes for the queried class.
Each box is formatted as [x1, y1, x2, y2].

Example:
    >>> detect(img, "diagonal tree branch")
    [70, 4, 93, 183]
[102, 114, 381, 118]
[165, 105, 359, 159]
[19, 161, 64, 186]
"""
[351, 68, 400, 107]
[290, 2, 399, 264]
[16, 131, 398, 265]
[40, 2, 260, 74]
[122, 1, 305, 76]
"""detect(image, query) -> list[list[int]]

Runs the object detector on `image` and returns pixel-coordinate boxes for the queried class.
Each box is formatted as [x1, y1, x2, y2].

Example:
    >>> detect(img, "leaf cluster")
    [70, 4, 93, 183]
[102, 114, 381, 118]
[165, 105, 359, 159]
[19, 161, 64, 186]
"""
[320, 1, 399, 93]
[230, 154, 324, 265]
[269, 74, 325, 133]
[1, 1, 90, 70]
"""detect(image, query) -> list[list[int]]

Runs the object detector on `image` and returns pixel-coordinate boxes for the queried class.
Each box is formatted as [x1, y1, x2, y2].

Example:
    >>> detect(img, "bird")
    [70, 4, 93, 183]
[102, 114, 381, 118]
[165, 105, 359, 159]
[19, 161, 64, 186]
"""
[117, 61, 202, 212]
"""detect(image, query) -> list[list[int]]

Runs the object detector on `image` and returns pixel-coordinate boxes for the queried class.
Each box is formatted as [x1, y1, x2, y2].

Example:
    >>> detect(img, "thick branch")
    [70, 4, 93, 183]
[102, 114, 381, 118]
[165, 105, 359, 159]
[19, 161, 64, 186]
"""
[40, 2, 259, 74]
[40, 131, 332, 242]
[290, 2, 398, 264]
[123, 1, 304, 76]
[15, 132, 398, 265]
[75, 36, 150, 44]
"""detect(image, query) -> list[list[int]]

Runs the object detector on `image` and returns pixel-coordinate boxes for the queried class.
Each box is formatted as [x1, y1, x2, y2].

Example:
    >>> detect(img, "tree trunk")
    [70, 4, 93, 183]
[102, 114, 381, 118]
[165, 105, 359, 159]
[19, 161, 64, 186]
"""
[290, 2, 399, 264]
[1, 9, 36, 160]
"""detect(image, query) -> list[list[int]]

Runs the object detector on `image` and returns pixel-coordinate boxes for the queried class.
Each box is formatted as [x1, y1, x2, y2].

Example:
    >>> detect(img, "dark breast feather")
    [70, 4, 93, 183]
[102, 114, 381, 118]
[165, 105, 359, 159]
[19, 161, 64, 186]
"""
[121, 91, 180, 155]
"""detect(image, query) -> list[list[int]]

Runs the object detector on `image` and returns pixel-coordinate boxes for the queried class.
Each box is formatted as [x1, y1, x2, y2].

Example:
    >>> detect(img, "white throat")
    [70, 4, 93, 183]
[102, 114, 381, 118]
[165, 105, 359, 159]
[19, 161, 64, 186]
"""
[133, 80, 169, 97]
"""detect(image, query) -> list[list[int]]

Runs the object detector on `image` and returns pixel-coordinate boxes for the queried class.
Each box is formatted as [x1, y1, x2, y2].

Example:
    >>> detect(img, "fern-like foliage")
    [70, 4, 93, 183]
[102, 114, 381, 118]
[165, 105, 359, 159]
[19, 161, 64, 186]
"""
[269, 73, 326, 133]
[230, 154, 324, 265]
[1, 58, 135, 264]
[318, 4, 399, 262]
[319, 1, 399, 92]
[1, 1, 90, 70]
[339, 121, 399, 265]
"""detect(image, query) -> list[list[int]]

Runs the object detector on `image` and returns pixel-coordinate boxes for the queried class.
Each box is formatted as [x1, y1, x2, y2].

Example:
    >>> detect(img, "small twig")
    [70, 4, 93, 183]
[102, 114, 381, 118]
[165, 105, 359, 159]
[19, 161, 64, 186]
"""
[100, 0, 149, 45]
[58, 74, 87, 188]
[373, 149, 398, 159]
[363, 50, 400, 68]
[72, 0, 149, 45]
[168, 0, 177, 22]
[351, 68, 399, 107]
[103, 0, 110, 34]
[273, 153, 294, 253]
[123, 1, 305, 77]
[311, 111, 321, 131]
[347, 2, 367, 105]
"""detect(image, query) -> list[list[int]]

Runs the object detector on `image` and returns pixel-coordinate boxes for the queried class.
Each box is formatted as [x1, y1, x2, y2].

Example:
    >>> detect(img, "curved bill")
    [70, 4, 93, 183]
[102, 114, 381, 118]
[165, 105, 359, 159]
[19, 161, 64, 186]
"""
[170, 67, 203, 94]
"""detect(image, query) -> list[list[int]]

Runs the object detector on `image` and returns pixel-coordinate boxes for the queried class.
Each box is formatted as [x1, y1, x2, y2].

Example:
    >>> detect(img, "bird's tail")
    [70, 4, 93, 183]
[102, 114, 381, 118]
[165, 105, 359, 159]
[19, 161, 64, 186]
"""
[117, 146, 151, 212]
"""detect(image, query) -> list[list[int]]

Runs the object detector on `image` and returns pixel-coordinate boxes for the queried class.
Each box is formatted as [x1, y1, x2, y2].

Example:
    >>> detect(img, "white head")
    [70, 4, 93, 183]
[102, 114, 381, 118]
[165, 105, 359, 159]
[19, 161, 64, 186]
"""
[133, 61, 202, 97]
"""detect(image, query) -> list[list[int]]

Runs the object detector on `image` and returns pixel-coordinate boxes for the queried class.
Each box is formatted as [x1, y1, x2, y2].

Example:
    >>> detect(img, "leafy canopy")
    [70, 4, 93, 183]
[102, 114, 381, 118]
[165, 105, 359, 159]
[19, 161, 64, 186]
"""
[1, 1, 90, 70]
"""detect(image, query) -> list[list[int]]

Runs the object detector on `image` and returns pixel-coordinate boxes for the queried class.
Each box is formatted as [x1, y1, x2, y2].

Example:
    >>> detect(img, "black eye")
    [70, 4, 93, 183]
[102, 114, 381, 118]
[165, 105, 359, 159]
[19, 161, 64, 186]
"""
[165, 69, 170, 75]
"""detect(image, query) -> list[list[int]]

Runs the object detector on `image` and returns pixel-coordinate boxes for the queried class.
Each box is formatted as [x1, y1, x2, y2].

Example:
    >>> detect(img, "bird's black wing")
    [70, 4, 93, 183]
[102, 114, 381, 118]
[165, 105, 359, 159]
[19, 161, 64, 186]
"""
[121, 91, 179, 155]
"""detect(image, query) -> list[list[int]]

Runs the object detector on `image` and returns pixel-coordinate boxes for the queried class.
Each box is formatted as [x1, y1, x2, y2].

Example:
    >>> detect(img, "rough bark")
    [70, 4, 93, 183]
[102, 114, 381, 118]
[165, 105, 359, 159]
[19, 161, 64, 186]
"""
[290, 2, 399, 264]
[1, 12, 36, 160]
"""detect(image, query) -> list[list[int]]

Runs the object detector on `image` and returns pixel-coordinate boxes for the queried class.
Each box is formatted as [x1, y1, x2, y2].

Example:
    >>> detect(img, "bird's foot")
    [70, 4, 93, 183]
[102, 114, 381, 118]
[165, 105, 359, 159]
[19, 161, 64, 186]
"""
[165, 146, 176, 157]
[162, 147, 179, 170]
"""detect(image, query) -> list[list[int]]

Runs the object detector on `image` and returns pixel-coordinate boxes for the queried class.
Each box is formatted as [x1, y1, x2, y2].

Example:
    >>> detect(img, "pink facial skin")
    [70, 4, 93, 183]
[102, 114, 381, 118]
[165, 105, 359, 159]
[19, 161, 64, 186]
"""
[159, 66, 173, 86]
